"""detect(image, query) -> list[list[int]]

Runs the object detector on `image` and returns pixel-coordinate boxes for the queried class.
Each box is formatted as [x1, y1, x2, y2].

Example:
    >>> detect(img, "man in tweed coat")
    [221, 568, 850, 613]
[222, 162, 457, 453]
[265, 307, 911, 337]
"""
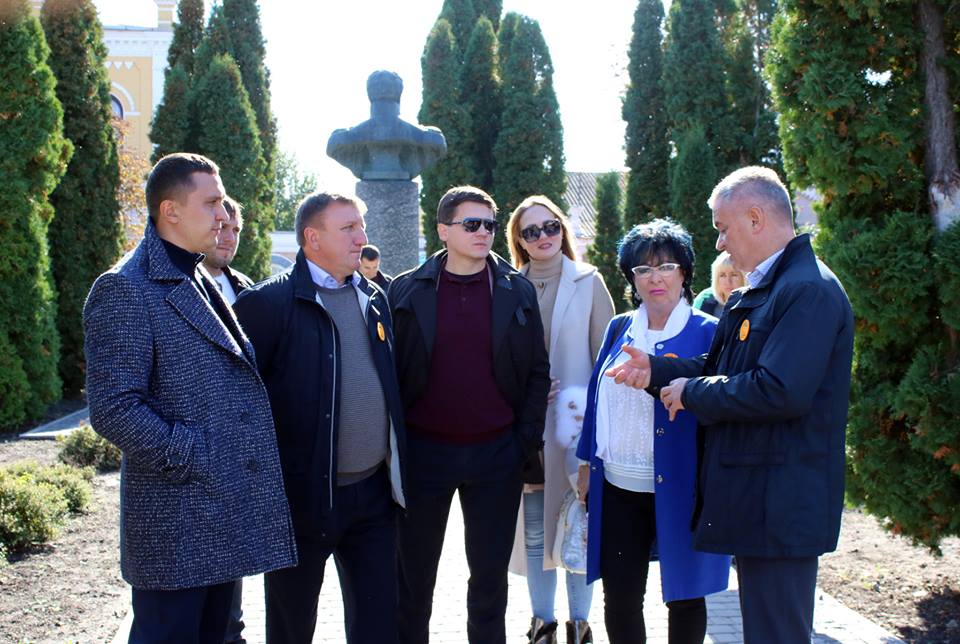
[83, 153, 297, 644]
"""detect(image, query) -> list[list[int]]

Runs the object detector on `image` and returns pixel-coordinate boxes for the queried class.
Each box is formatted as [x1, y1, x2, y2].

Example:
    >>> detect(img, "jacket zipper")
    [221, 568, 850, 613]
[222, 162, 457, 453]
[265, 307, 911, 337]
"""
[329, 320, 337, 509]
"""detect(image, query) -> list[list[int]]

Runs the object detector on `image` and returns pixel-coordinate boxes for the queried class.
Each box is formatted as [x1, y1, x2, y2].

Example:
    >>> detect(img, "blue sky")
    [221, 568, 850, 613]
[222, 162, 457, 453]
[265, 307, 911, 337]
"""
[94, 1, 639, 191]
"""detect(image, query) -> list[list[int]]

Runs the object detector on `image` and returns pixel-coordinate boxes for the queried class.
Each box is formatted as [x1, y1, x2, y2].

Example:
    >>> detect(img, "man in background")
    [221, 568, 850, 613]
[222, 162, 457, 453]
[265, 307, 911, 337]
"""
[359, 244, 392, 291]
[204, 196, 253, 307]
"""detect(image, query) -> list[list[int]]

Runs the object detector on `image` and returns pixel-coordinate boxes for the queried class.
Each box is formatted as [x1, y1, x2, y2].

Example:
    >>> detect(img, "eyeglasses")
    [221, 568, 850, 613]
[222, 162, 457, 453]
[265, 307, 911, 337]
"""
[631, 263, 681, 279]
[520, 219, 563, 243]
[445, 217, 498, 234]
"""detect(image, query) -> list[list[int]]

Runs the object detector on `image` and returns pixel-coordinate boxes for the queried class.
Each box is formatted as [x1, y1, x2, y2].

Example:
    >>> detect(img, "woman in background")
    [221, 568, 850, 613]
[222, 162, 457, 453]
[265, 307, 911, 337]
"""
[692, 251, 746, 317]
[507, 195, 615, 644]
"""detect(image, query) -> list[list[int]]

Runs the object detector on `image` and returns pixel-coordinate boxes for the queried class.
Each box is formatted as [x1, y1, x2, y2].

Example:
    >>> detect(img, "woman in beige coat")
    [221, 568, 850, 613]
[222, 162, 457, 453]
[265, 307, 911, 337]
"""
[507, 195, 615, 644]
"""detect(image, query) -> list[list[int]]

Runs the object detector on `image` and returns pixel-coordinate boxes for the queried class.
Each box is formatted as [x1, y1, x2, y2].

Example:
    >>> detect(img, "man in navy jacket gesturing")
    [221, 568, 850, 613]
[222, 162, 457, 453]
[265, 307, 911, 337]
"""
[608, 166, 854, 644]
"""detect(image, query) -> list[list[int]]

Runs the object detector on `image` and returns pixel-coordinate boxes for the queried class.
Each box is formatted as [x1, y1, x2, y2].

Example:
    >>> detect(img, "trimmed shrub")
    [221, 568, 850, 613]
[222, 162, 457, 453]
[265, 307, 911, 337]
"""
[3, 460, 93, 513]
[0, 469, 70, 551]
[57, 423, 121, 472]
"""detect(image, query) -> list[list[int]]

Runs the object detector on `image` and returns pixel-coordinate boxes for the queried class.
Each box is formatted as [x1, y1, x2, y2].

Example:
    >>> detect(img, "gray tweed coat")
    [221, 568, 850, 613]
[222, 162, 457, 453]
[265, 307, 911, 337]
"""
[83, 222, 297, 590]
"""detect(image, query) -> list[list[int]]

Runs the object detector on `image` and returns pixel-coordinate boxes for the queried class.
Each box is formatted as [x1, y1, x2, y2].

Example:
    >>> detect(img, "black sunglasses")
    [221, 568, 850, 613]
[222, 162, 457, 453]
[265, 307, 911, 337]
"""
[520, 219, 562, 243]
[446, 217, 498, 234]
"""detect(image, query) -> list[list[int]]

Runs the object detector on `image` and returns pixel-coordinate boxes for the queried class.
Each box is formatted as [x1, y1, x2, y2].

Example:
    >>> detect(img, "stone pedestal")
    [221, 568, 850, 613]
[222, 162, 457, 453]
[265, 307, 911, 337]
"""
[357, 180, 420, 276]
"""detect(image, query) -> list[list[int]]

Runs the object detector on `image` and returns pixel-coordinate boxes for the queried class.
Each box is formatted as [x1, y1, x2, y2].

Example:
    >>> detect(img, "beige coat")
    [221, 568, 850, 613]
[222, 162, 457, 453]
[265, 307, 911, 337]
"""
[509, 256, 614, 574]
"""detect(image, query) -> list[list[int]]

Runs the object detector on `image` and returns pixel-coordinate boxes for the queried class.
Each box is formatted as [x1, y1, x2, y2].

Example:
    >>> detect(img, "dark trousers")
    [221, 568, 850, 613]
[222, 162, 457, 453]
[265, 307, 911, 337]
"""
[398, 432, 523, 644]
[129, 581, 235, 644]
[224, 579, 245, 643]
[265, 467, 398, 644]
[736, 555, 818, 644]
[600, 480, 706, 644]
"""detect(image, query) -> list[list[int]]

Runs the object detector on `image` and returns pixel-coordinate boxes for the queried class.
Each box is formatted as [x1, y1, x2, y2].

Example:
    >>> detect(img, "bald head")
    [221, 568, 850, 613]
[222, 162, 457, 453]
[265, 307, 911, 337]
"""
[708, 166, 794, 229]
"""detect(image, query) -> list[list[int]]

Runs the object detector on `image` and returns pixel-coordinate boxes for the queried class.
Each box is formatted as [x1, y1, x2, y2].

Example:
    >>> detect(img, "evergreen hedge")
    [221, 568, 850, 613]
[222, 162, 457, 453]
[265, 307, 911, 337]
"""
[419, 19, 474, 255]
[0, 0, 72, 430]
[492, 13, 566, 258]
[42, 0, 123, 396]
[586, 173, 628, 312]
[190, 54, 272, 279]
[623, 0, 669, 227]
[768, 0, 960, 549]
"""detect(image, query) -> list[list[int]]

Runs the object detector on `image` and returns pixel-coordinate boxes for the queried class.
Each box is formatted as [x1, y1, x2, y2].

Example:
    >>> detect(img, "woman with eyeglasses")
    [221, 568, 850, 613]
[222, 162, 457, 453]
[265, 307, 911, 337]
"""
[505, 195, 615, 644]
[574, 220, 731, 644]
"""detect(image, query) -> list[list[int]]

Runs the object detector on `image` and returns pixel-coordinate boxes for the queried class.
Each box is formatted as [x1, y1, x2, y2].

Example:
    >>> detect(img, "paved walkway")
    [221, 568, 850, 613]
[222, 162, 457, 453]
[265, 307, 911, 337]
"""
[19, 406, 89, 440]
[114, 492, 904, 643]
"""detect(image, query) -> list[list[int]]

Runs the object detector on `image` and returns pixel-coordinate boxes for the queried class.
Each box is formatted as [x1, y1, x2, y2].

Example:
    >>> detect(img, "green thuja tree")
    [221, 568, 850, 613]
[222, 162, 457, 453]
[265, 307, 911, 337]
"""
[622, 0, 669, 227]
[190, 54, 271, 279]
[493, 13, 565, 257]
[150, 64, 191, 162]
[419, 19, 474, 255]
[462, 16, 500, 192]
[722, 0, 780, 170]
[0, 0, 72, 428]
[663, 0, 737, 172]
[41, 0, 123, 396]
[221, 0, 276, 173]
[439, 0, 477, 61]
[586, 173, 628, 312]
[473, 0, 502, 28]
[768, 0, 960, 550]
[669, 124, 717, 294]
[150, 0, 204, 160]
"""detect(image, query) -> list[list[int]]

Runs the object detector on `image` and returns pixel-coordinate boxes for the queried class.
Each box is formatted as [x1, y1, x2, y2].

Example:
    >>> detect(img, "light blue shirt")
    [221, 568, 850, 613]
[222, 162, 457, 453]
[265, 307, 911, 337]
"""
[306, 259, 360, 290]
[746, 248, 785, 289]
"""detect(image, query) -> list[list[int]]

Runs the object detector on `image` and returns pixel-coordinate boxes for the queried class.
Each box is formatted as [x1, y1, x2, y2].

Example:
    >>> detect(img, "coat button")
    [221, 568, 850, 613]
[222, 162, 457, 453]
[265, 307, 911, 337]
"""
[656, 474, 664, 484]
[246, 459, 258, 472]
[240, 411, 251, 423]
[328, 353, 334, 359]
[325, 413, 331, 419]
[656, 427, 665, 437]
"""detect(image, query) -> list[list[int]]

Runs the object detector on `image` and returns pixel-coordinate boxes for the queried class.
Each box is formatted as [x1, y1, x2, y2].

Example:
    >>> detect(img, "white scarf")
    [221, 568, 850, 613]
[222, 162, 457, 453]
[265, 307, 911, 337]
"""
[594, 300, 692, 463]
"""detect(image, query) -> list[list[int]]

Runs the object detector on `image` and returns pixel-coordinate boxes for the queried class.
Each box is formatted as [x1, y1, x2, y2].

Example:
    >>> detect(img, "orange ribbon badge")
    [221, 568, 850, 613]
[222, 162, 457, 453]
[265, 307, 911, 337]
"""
[377, 321, 386, 342]
[739, 319, 750, 341]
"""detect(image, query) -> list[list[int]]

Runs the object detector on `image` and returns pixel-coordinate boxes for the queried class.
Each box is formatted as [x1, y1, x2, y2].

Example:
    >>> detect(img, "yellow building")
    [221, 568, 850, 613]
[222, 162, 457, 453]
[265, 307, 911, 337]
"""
[31, 0, 175, 160]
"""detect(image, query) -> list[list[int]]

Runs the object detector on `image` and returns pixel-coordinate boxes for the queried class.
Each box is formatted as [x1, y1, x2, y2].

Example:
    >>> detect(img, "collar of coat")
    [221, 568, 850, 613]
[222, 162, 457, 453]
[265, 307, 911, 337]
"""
[728, 233, 815, 309]
[290, 248, 383, 306]
[145, 219, 195, 282]
[406, 249, 519, 291]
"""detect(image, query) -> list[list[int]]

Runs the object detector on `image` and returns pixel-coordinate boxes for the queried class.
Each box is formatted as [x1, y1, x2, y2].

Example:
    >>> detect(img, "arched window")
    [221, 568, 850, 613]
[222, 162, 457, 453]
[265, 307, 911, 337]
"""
[110, 95, 124, 119]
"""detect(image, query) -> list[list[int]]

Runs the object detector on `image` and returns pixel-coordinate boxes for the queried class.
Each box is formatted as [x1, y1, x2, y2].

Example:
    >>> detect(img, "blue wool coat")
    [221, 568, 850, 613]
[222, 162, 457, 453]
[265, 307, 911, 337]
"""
[83, 222, 297, 590]
[576, 309, 731, 602]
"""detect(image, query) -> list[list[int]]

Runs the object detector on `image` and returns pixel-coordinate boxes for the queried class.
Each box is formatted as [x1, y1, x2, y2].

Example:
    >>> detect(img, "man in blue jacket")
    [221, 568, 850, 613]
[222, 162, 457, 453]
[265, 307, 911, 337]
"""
[233, 191, 407, 644]
[84, 153, 297, 644]
[608, 166, 854, 643]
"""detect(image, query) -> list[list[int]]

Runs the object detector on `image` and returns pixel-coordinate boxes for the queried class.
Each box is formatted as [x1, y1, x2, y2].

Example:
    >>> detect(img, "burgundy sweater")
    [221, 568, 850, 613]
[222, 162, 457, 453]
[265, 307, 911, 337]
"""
[405, 267, 514, 443]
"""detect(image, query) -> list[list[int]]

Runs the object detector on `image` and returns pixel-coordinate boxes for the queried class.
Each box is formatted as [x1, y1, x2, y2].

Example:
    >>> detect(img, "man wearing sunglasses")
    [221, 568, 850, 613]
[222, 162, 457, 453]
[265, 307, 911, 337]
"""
[388, 186, 551, 643]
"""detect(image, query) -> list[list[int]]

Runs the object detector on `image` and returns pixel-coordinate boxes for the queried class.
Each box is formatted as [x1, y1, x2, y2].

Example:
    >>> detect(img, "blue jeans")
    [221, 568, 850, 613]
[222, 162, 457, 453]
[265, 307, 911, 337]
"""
[523, 490, 594, 623]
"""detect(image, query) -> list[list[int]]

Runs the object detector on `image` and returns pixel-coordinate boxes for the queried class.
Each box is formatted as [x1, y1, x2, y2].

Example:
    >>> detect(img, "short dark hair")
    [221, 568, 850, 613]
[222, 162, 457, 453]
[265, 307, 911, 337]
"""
[361, 245, 381, 261]
[294, 191, 365, 247]
[223, 196, 243, 228]
[145, 153, 219, 222]
[436, 185, 497, 225]
[618, 218, 696, 306]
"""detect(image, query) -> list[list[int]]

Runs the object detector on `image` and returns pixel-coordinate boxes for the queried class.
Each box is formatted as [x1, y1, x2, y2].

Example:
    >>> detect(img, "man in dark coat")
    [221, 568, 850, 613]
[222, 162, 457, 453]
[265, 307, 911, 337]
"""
[83, 153, 297, 644]
[388, 186, 551, 644]
[233, 191, 407, 644]
[608, 166, 854, 644]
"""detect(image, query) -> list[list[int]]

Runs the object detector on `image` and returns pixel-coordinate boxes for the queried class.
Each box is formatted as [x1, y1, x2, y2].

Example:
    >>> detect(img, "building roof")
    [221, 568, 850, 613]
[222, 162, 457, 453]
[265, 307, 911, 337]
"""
[564, 171, 628, 239]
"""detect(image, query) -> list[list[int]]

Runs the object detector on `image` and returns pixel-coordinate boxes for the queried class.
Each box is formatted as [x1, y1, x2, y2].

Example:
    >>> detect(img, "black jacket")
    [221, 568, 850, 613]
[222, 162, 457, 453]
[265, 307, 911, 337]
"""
[650, 234, 854, 558]
[387, 250, 551, 461]
[234, 250, 407, 536]
[223, 265, 254, 295]
[372, 270, 392, 292]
